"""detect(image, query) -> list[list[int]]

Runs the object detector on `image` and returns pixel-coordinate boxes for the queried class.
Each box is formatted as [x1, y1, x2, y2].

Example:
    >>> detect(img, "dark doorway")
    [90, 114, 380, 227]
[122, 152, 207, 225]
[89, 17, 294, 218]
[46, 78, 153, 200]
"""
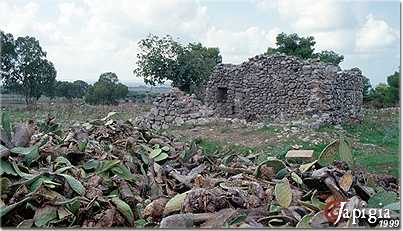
[217, 87, 228, 102]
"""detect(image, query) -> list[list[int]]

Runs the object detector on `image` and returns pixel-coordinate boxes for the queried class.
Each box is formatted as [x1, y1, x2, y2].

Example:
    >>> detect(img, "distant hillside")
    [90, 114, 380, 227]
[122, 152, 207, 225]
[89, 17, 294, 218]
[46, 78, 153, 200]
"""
[128, 85, 171, 93]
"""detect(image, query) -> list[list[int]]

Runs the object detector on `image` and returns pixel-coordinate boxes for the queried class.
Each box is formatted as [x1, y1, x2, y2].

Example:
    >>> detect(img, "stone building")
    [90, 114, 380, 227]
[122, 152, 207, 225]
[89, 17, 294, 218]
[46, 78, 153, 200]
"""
[202, 54, 364, 124]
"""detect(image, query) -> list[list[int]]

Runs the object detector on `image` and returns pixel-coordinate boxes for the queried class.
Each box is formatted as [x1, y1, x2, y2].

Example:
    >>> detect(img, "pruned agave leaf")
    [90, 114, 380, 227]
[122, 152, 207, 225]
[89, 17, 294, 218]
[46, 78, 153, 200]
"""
[111, 196, 134, 225]
[33, 205, 58, 227]
[255, 157, 286, 177]
[153, 152, 169, 162]
[339, 138, 354, 167]
[163, 191, 189, 215]
[59, 174, 85, 196]
[150, 148, 162, 159]
[338, 171, 353, 192]
[10, 145, 40, 165]
[318, 140, 339, 166]
[1, 111, 12, 143]
[0, 158, 17, 176]
[299, 160, 317, 173]
[275, 179, 292, 208]
[291, 172, 303, 185]
[296, 214, 314, 228]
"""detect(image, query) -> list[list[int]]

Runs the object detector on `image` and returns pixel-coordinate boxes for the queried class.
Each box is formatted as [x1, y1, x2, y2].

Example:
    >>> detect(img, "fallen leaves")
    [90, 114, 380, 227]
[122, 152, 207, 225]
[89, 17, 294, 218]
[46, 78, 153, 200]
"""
[163, 192, 189, 216]
[338, 171, 353, 192]
[0, 112, 400, 229]
[33, 205, 58, 227]
[275, 179, 292, 208]
[59, 174, 85, 196]
[110, 196, 135, 226]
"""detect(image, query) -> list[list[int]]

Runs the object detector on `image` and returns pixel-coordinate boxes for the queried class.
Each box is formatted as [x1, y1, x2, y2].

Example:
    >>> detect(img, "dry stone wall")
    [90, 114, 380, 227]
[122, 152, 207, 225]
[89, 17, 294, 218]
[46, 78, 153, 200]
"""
[203, 53, 364, 124]
[137, 89, 215, 130]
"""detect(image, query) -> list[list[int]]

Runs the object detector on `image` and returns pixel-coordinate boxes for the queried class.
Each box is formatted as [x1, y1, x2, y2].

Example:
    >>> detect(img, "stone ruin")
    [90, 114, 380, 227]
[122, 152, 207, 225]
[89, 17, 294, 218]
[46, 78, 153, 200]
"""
[139, 54, 365, 129]
[137, 89, 215, 130]
[203, 53, 364, 124]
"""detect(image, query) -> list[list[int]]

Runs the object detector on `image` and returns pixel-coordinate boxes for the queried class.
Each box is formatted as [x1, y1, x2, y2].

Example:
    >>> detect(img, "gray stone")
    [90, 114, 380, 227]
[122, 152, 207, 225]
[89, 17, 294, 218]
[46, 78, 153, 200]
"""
[137, 53, 364, 130]
[202, 53, 364, 125]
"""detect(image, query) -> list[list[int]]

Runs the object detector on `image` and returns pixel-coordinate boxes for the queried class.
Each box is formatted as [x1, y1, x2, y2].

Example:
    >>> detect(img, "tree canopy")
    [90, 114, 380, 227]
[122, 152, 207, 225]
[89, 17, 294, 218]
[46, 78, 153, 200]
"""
[134, 34, 222, 93]
[84, 72, 128, 105]
[1, 31, 56, 104]
[366, 70, 400, 108]
[266, 33, 344, 65]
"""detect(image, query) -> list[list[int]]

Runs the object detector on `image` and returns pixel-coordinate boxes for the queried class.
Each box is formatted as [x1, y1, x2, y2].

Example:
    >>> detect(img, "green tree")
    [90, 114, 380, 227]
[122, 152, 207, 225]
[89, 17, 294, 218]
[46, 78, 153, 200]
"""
[275, 33, 316, 59]
[72, 80, 89, 98]
[56, 81, 75, 99]
[1, 31, 56, 104]
[134, 34, 222, 93]
[84, 72, 128, 105]
[266, 32, 344, 65]
[114, 83, 129, 100]
[368, 70, 400, 107]
[99, 72, 119, 85]
[386, 71, 399, 104]
[317, 50, 344, 65]
[362, 77, 373, 102]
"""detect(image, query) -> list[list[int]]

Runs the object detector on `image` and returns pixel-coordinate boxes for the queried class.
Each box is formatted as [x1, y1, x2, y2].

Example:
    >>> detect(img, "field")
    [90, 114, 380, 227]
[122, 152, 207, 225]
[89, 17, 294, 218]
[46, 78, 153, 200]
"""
[3, 102, 400, 177]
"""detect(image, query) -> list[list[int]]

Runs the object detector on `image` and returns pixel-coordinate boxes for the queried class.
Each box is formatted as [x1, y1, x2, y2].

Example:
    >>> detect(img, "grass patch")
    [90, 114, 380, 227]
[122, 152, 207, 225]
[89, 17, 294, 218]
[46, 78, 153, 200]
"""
[316, 124, 337, 133]
[256, 125, 280, 134]
[195, 138, 256, 157]
[195, 138, 223, 156]
[353, 149, 400, 177]
[2, 102, 148, 128]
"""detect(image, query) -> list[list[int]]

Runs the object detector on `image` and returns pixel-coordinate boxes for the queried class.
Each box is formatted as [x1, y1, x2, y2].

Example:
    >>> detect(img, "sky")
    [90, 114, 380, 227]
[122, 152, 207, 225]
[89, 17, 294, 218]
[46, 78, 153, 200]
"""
[0, 0, 400, 86]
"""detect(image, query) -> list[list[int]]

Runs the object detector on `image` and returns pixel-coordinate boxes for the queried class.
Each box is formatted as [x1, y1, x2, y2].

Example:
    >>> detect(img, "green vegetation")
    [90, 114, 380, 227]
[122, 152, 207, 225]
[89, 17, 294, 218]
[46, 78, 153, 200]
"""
[45, 80, 90, 100]
[266, 32, 344, 65]
[189, 108, 399, 177]
[343, 110, 399, 176]
[2, 103, 149, 129]
[365, 70, 400, 108]
[85, 72, 129, 105]
[1, 31, 56, 104]
[134, 34, 222, 94]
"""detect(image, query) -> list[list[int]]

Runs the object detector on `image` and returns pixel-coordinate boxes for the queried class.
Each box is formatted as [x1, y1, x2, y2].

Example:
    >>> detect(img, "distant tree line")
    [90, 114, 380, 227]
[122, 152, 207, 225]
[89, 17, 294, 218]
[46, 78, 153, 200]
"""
[45, 80, 89, 100]
[1, 31, 128, 105]
[44, 73, 128, 105]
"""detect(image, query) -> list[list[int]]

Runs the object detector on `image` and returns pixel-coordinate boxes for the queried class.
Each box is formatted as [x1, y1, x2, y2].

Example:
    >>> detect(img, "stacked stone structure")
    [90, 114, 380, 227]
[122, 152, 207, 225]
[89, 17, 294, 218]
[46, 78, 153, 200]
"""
[203, 53, 364, 124]
[138, 89, 215, 130]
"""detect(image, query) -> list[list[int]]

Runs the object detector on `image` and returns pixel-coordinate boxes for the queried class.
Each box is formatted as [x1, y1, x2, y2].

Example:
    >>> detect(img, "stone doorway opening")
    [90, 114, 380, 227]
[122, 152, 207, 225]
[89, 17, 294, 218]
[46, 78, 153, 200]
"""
[217, 87, 228, 102]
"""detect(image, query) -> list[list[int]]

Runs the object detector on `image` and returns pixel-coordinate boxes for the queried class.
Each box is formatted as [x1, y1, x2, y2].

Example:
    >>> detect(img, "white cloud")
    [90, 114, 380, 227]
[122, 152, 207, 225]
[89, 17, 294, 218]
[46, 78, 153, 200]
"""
[0, 1, 39, 36]
[0, 0, 399, 86]
[255, 0, 362, 54]
[355, 14, 399, 52]
[205, 26, 280, 63]
[311, 30, 356, 53]
[256, 0, 354, 32]
[0, 0, 210, 83]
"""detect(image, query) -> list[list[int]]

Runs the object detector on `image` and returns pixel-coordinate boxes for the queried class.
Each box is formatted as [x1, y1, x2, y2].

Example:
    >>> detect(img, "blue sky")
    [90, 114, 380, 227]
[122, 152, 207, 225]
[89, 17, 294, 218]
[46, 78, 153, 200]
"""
[0, 0, 400, 86]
